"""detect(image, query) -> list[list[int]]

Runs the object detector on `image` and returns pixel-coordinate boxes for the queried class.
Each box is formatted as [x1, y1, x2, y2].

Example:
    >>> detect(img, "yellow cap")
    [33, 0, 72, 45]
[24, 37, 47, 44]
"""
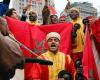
[46, 32, 60, 41]
[69, 7, 79, 13]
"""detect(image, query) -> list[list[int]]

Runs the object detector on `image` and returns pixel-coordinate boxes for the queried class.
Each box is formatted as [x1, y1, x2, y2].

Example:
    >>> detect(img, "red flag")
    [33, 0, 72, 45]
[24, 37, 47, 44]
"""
[48, 6, 57, 14]
[82, 27, 99, 80]
[91, 19, 100, 57]
[6, 17, 35, 79]
[6, 17, 73, 79]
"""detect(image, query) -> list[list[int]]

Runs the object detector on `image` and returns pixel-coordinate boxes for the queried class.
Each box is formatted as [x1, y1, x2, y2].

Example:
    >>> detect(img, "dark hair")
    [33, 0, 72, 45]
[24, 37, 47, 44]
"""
[74, 58, 82, 69]
[49, 15, 58, 24]
[6, 8, 16, 17]
[29, 11, 36, 16]
[58, 70, 72, 80]
[50, 15, 58, 19]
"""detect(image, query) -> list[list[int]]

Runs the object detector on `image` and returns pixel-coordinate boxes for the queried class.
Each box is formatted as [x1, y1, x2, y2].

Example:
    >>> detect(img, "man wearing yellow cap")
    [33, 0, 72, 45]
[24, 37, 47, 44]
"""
[69, 7, 84, 62]
[28, 32, 75, 80]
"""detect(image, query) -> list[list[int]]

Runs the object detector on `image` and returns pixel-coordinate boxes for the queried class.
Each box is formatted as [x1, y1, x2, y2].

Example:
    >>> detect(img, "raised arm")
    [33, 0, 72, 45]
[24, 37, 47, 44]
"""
[20, 4, 31, 21]
[64, 0, 71, 12]
[42, 0, 50, 25]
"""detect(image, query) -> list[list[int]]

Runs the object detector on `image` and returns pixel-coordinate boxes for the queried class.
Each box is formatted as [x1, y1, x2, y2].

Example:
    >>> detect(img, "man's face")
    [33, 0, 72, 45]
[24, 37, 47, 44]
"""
[29, 12, 37, 21]
[47, 37, 60, 53]
[50, 15, 58, 24]
[69, 10, 79, 20]
[11, 10, 18, 19]
[59, 17, 66, 23]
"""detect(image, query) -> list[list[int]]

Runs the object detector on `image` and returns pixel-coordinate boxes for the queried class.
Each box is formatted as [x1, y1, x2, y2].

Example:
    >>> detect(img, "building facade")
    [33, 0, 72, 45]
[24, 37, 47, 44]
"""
[12, 0, 55, 23]
[71, 2, 97, 18]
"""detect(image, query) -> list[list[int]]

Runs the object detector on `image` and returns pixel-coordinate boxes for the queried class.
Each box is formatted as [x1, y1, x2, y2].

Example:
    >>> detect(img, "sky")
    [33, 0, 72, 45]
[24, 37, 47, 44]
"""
[54, 0, 100, 16]
[0, 0, 100, 15]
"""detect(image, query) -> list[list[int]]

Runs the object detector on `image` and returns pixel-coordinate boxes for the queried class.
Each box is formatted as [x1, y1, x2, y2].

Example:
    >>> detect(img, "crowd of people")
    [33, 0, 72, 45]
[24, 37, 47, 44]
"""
[0, 0, 99, 80]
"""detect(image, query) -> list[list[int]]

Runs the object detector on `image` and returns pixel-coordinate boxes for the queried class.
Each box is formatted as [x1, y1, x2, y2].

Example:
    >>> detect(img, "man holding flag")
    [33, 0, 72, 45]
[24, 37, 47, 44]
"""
[69, 7, 84, 62]
[82, 20, 100, 80]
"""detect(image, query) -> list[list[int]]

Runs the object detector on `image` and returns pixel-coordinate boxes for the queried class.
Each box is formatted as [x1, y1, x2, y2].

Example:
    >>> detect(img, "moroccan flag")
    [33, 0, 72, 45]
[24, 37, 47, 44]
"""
[82, 27, 99, 80]
[6, 17, 72, 55]
[6, 17, 73, 79]
[91, 19, 100, 57]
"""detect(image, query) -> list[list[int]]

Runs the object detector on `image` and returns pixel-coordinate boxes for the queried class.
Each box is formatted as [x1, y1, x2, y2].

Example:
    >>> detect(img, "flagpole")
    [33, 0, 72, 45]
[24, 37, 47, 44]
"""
[8, 35, 40, 58]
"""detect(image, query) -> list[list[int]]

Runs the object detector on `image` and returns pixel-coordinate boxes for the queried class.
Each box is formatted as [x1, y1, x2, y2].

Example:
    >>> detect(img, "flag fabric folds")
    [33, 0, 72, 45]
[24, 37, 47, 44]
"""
[6, 17, 73, 79]
[82, 27, 99, 80]
[91, 19, 100, 57]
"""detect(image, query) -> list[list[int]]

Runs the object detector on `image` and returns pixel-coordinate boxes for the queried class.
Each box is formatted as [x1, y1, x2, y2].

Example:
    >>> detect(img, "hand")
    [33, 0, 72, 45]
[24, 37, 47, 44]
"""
[0, 18, 9, 36]
[0, 33, 24, 72]
[44, 0, 48, 6]
[26, 4, 32, 9]
[22, 4, 32, 13]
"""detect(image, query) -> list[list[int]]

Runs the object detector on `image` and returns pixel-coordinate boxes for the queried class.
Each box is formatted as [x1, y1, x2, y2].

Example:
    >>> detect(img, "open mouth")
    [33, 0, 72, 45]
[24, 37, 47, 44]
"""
[51, 44, 56, 47]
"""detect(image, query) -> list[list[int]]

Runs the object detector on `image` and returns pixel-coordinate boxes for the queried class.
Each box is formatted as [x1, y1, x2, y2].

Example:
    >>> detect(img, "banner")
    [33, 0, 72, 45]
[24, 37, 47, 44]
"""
[6, 17, 73, 79]
[82, 27, 99, 80]
[91, 19, 100, 57]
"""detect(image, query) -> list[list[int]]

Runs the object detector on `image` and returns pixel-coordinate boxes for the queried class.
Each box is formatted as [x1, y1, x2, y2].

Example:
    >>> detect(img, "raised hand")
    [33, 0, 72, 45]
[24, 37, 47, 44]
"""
[22, 4, 31, 13]
[44, 0, 48, 6]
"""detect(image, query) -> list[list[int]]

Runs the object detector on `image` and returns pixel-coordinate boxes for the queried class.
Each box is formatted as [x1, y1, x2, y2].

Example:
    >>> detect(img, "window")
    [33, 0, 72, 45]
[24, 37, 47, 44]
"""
[19, 3, 21, 5]
[26, 0, 28, 2]
[32, 1, 34, 4]
[19, 7, 21, 9]
[22, 0, 24, 2]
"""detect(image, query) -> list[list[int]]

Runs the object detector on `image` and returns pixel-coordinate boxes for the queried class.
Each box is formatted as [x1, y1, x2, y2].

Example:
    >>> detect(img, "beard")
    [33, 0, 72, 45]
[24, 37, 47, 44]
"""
[29, 16, 37, 21]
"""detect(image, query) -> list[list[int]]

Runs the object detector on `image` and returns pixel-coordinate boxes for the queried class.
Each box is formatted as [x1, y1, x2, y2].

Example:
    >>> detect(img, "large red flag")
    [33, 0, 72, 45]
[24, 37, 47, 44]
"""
[30, 23, 72, 55]
[6, 17, 73, 79]
[82, 27, 99, 80]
